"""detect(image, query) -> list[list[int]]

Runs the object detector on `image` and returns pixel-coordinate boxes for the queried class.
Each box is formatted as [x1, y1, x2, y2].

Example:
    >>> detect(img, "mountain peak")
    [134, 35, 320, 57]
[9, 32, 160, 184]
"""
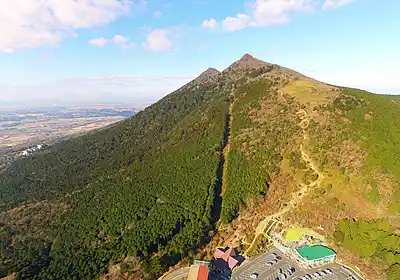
[223, 53, 271, 76]
[239, 53, 257, 62]
[194, 67, 221, 84]
[203, 67, 220, 76]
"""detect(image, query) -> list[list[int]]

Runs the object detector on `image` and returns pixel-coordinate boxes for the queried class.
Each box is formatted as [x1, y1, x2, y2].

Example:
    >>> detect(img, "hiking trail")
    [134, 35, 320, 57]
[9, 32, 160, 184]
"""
[245, 108, 324, 255]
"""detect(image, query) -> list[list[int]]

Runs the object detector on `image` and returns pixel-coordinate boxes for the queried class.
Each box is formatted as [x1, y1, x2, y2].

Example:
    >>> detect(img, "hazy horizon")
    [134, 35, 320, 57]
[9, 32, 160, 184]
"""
[1, 66, 399, 107]
[1, 0, 399, 107]
[0, 75, 196, 107]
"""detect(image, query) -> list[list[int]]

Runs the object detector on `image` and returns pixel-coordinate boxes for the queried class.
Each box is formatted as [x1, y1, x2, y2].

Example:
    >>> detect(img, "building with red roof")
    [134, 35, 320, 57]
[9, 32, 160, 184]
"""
[213, 247, 240, 272]
[188, 264, 209, 280]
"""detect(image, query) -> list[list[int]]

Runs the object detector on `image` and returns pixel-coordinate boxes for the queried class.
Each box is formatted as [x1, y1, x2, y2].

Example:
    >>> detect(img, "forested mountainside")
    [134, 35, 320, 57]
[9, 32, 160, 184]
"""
[0, 66, 231, 279]
[1, 54, 400, 280]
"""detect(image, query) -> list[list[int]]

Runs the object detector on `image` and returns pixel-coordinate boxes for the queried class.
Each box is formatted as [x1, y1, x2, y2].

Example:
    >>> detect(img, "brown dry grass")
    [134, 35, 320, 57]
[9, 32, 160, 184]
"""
[100, 257, 151, 280]
[0, 273, 16, 280]
[0, 200, 67, 241]
[200, 172, 298, 261]
[280, 78, 339, 109]
[328, 140, 367, 174]
[237, 90, 302, 160]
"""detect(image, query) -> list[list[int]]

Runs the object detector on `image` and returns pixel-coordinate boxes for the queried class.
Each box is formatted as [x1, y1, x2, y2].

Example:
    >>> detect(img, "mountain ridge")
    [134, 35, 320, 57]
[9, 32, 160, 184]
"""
[1, 55, 400, 280]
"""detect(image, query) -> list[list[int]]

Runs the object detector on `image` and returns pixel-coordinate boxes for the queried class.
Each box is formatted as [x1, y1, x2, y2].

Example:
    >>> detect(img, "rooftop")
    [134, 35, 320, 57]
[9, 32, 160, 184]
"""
[188, 264, 209, 280]
[213, 247, 240, 271]
[296, 245, 336, 261]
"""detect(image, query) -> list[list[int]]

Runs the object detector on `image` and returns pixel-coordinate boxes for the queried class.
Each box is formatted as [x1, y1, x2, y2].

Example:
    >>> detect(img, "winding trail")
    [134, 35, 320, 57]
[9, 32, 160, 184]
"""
[244, 108, 324, 256]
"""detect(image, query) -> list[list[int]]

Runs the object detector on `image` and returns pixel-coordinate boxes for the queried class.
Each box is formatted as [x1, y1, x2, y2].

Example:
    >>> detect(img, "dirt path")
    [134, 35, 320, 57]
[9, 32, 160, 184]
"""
[244, 109, 323, 255]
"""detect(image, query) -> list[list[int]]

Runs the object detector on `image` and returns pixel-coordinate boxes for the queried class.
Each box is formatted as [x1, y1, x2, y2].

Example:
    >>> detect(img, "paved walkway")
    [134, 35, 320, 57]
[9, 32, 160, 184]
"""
[160, 267, 190, 280]
[233, 248, 364, 280]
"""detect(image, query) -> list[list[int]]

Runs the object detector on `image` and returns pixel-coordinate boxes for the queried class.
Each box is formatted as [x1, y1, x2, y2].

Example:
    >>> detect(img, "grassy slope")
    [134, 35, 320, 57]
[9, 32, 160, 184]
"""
[291, 86, 400, 279]
[218, 75, 400, 279]
[308, 87, 400, 216]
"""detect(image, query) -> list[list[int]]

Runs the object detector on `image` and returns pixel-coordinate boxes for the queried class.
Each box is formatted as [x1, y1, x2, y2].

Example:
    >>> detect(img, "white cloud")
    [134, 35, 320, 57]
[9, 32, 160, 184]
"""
[252, 0, 312, 26]
[213, 0, 313, 32]
[323, 0, 355, 10]
[153, 10, 162, 17]
[207, 0, 355, 32]
[88, 37, 109, 47]
[0, 75, 197, 106]
[89, 34, 134, 49]
[222, 14, 252, 31]
[143, 29, 173, 52]
[121, 42, 136, 49]
[0, 0, 132, 52]
[202, 18, 218, 29]
[113, 34, 129, 44]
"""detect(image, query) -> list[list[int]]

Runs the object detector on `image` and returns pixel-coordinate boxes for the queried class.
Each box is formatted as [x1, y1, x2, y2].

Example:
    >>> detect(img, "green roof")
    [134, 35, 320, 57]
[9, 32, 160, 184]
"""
[296, 245, 336, 261]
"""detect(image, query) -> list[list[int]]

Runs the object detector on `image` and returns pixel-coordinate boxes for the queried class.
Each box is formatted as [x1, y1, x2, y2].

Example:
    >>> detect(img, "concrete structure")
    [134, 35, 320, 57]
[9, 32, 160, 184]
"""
[231, 249, 362, 280]
[295, 245, 336, 267]
[161, 267, 190, 280]
[193, 260, 211, 268]
[270, 231, 336, 268]
[270, 233, 293, 255]
[188, 264, 209, 280]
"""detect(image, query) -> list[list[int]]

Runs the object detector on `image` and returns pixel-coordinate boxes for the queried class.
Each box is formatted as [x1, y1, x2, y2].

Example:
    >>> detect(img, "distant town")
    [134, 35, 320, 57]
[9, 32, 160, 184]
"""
[0, 104, 144, 166]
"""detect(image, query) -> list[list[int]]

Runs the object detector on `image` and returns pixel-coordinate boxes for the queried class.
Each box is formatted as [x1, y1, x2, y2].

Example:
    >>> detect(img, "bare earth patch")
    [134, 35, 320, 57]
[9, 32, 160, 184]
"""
[364, 112, 373, 120]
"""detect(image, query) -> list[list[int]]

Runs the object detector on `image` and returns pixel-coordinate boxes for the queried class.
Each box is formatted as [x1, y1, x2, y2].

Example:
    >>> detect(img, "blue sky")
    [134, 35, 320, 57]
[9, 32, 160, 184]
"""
[0, 0, 398, 106]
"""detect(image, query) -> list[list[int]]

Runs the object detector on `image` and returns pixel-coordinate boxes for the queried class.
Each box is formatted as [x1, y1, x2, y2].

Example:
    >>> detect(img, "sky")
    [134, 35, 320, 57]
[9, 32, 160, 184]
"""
[0, 0, 398, 106]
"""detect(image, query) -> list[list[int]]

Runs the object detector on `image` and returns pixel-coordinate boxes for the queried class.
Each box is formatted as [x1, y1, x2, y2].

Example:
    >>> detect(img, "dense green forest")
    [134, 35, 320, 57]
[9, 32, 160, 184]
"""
[343, 89, 400, 180]
[334, 219, 400, 280]
[0, 80, 224, 206]
[0, 72, 232, 279]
